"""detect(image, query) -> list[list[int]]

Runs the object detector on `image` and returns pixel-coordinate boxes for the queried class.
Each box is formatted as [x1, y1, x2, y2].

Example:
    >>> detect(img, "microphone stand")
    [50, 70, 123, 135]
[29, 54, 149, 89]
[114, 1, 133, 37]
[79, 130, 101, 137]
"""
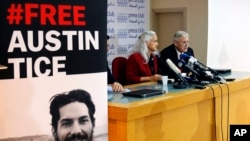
[173, 80, 189, 89]
[178, 59, 201, 86]
[207, 67, 226, 83]
[180, 53, 224, 84]
[172, 73, 189, 89]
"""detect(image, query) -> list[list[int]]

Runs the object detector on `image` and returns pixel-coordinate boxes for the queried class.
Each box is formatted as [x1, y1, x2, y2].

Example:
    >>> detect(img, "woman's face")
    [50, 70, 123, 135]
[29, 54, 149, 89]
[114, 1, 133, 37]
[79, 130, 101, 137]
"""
[147, 34, 159, 53]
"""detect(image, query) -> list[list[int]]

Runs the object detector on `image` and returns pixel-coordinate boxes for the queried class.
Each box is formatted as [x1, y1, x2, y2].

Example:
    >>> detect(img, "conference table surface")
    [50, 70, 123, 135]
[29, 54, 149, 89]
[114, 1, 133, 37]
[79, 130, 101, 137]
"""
[108, 71, 250, 141]
[108, 71, 249, 104]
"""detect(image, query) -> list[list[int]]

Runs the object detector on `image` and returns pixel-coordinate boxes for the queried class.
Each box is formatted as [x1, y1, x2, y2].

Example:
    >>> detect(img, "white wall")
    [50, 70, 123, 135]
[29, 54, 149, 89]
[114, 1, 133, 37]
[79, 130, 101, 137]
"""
[207, 0, 250, 71]
[151, 0, 208, 64]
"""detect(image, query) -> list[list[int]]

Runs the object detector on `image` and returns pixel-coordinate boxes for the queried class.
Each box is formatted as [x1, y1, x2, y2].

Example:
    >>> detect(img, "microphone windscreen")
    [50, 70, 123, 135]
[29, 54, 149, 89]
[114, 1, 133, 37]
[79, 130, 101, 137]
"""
[178, 60, 185, 68]
[166, 59, 181, 74]
[180, 53, 190, 60]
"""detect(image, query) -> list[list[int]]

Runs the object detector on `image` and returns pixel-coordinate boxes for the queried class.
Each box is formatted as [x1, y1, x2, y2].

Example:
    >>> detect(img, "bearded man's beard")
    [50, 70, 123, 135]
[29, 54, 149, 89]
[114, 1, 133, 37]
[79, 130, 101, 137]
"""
[54, 130, 94, 141]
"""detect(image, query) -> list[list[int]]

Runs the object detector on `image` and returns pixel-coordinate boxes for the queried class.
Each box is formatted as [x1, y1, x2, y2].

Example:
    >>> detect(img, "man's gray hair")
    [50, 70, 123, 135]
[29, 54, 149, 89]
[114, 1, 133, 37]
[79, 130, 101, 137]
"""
[173, 31, 189, 41]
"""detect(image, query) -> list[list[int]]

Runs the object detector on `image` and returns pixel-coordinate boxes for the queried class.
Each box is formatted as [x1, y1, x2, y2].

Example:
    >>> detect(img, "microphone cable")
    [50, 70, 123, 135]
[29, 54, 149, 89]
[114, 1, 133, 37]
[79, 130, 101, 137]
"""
[220, 82, 230, 141]
[214, 83, 224, 141]
[206, 84, 217, 141]
[215, 73, 232, 141]
[217, 76, 230, 141]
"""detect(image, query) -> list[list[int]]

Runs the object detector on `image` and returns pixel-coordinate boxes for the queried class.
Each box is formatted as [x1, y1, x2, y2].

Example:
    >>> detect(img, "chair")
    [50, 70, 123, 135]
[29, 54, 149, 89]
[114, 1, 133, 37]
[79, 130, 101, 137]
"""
[112, 57, 128, 85]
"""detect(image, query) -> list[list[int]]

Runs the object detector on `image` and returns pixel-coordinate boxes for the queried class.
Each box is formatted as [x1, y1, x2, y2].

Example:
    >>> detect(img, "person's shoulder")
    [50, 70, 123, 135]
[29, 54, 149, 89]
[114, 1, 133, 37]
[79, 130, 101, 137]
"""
[160, 44, 175, 54]
[188, 47, 194, 51]
[128, 52, 141, 58]
[161, 44, 174, 51]
[187, 47, 195, 55]
[128, 52, 143, 61]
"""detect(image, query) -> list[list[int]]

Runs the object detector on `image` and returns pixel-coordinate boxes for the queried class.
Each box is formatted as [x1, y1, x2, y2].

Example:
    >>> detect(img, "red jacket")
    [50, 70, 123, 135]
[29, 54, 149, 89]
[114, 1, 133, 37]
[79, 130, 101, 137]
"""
[126, 53, 159, 84]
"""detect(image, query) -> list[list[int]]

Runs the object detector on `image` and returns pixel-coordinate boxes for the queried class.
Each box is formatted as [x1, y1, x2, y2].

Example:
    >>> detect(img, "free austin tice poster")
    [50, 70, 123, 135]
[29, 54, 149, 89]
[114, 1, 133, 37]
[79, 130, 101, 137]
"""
[0, 0, 107, 140]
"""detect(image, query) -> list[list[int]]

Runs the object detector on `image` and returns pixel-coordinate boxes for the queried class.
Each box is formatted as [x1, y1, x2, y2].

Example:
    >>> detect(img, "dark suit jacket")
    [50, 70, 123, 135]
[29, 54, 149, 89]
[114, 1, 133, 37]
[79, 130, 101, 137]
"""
[160, 44, 194, 78]
[108, 65, 115, 84]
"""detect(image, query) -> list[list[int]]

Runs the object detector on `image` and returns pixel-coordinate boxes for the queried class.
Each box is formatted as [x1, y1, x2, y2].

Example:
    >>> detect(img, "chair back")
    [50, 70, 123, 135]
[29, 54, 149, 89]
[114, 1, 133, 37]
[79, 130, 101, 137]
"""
[112, 57, 127, 85]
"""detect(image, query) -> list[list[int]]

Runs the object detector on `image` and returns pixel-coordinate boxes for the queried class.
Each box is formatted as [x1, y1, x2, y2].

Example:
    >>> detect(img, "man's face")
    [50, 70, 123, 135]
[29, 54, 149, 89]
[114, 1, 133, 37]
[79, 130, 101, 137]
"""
[174, 36, 190, 53]
[55, 102, 94, 141]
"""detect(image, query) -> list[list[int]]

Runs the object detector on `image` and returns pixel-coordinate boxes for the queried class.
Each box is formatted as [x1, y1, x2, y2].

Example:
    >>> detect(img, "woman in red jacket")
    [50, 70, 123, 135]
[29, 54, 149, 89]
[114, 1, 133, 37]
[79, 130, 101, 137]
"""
[126, 31, 170, 84]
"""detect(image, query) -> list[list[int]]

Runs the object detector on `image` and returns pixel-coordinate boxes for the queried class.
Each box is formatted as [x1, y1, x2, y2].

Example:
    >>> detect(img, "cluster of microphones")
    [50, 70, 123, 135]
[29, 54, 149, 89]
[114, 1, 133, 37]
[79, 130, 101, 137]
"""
[166, 53, 226, 89]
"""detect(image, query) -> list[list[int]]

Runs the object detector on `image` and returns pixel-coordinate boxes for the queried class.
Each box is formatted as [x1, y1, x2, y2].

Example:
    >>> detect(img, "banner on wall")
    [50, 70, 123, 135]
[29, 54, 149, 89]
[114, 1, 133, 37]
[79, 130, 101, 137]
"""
[107, 0, 149, 66]
[0, 0, 107, 140]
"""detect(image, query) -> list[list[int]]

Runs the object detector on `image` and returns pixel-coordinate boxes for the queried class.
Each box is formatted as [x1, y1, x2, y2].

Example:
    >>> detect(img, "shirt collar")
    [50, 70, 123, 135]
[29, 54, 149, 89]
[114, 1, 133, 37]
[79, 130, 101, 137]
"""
[175, 49, 183, 59]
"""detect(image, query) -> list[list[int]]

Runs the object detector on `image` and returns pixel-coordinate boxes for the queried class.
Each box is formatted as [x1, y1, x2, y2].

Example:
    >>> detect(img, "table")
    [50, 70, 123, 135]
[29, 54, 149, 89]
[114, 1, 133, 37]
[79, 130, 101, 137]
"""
[108, 72, 250, 141]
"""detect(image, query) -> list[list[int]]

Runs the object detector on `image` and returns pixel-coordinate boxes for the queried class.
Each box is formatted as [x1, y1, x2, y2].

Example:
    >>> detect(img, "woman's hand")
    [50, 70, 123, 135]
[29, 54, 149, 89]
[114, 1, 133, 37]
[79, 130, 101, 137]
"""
[112, 82, 124, 92]
[149, 74, 162, 82]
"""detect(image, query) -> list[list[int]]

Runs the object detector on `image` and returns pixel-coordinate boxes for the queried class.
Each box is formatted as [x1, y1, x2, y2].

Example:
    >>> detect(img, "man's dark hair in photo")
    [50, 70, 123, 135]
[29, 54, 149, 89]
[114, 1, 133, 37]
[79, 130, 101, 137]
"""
[49, 89, 96, 141]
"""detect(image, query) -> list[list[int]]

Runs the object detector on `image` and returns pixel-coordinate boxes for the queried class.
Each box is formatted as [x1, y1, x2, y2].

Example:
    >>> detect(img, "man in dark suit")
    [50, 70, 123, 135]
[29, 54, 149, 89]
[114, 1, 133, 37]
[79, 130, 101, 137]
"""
[160, 31, 194, 78]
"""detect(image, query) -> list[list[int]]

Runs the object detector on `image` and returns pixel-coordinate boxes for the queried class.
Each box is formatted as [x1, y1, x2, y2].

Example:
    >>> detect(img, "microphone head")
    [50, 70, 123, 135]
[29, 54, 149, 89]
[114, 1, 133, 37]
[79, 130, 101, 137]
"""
[166, 59, 181, 74]
[178, 59, 185, 68]
[180, 53, 190, 59]
[166, 59, 188, 86]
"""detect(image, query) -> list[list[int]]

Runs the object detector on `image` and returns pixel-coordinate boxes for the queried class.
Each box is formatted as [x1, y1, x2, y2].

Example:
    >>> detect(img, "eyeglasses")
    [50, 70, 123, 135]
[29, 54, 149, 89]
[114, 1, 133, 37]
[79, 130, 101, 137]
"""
[176, 40, 190, 45]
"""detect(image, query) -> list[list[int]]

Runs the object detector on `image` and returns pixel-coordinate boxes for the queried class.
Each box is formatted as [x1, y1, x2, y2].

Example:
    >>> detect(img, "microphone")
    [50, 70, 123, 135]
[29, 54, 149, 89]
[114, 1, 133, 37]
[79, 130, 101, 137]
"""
[180, 53, 224, 83]
[180, 53, 207, 71]
[166, 59, 184, 81]
[166, 59, 188, 88]
[178, 59, 211, 85]
[154, 53, 172, 76]
[178, 59, 200, 77]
